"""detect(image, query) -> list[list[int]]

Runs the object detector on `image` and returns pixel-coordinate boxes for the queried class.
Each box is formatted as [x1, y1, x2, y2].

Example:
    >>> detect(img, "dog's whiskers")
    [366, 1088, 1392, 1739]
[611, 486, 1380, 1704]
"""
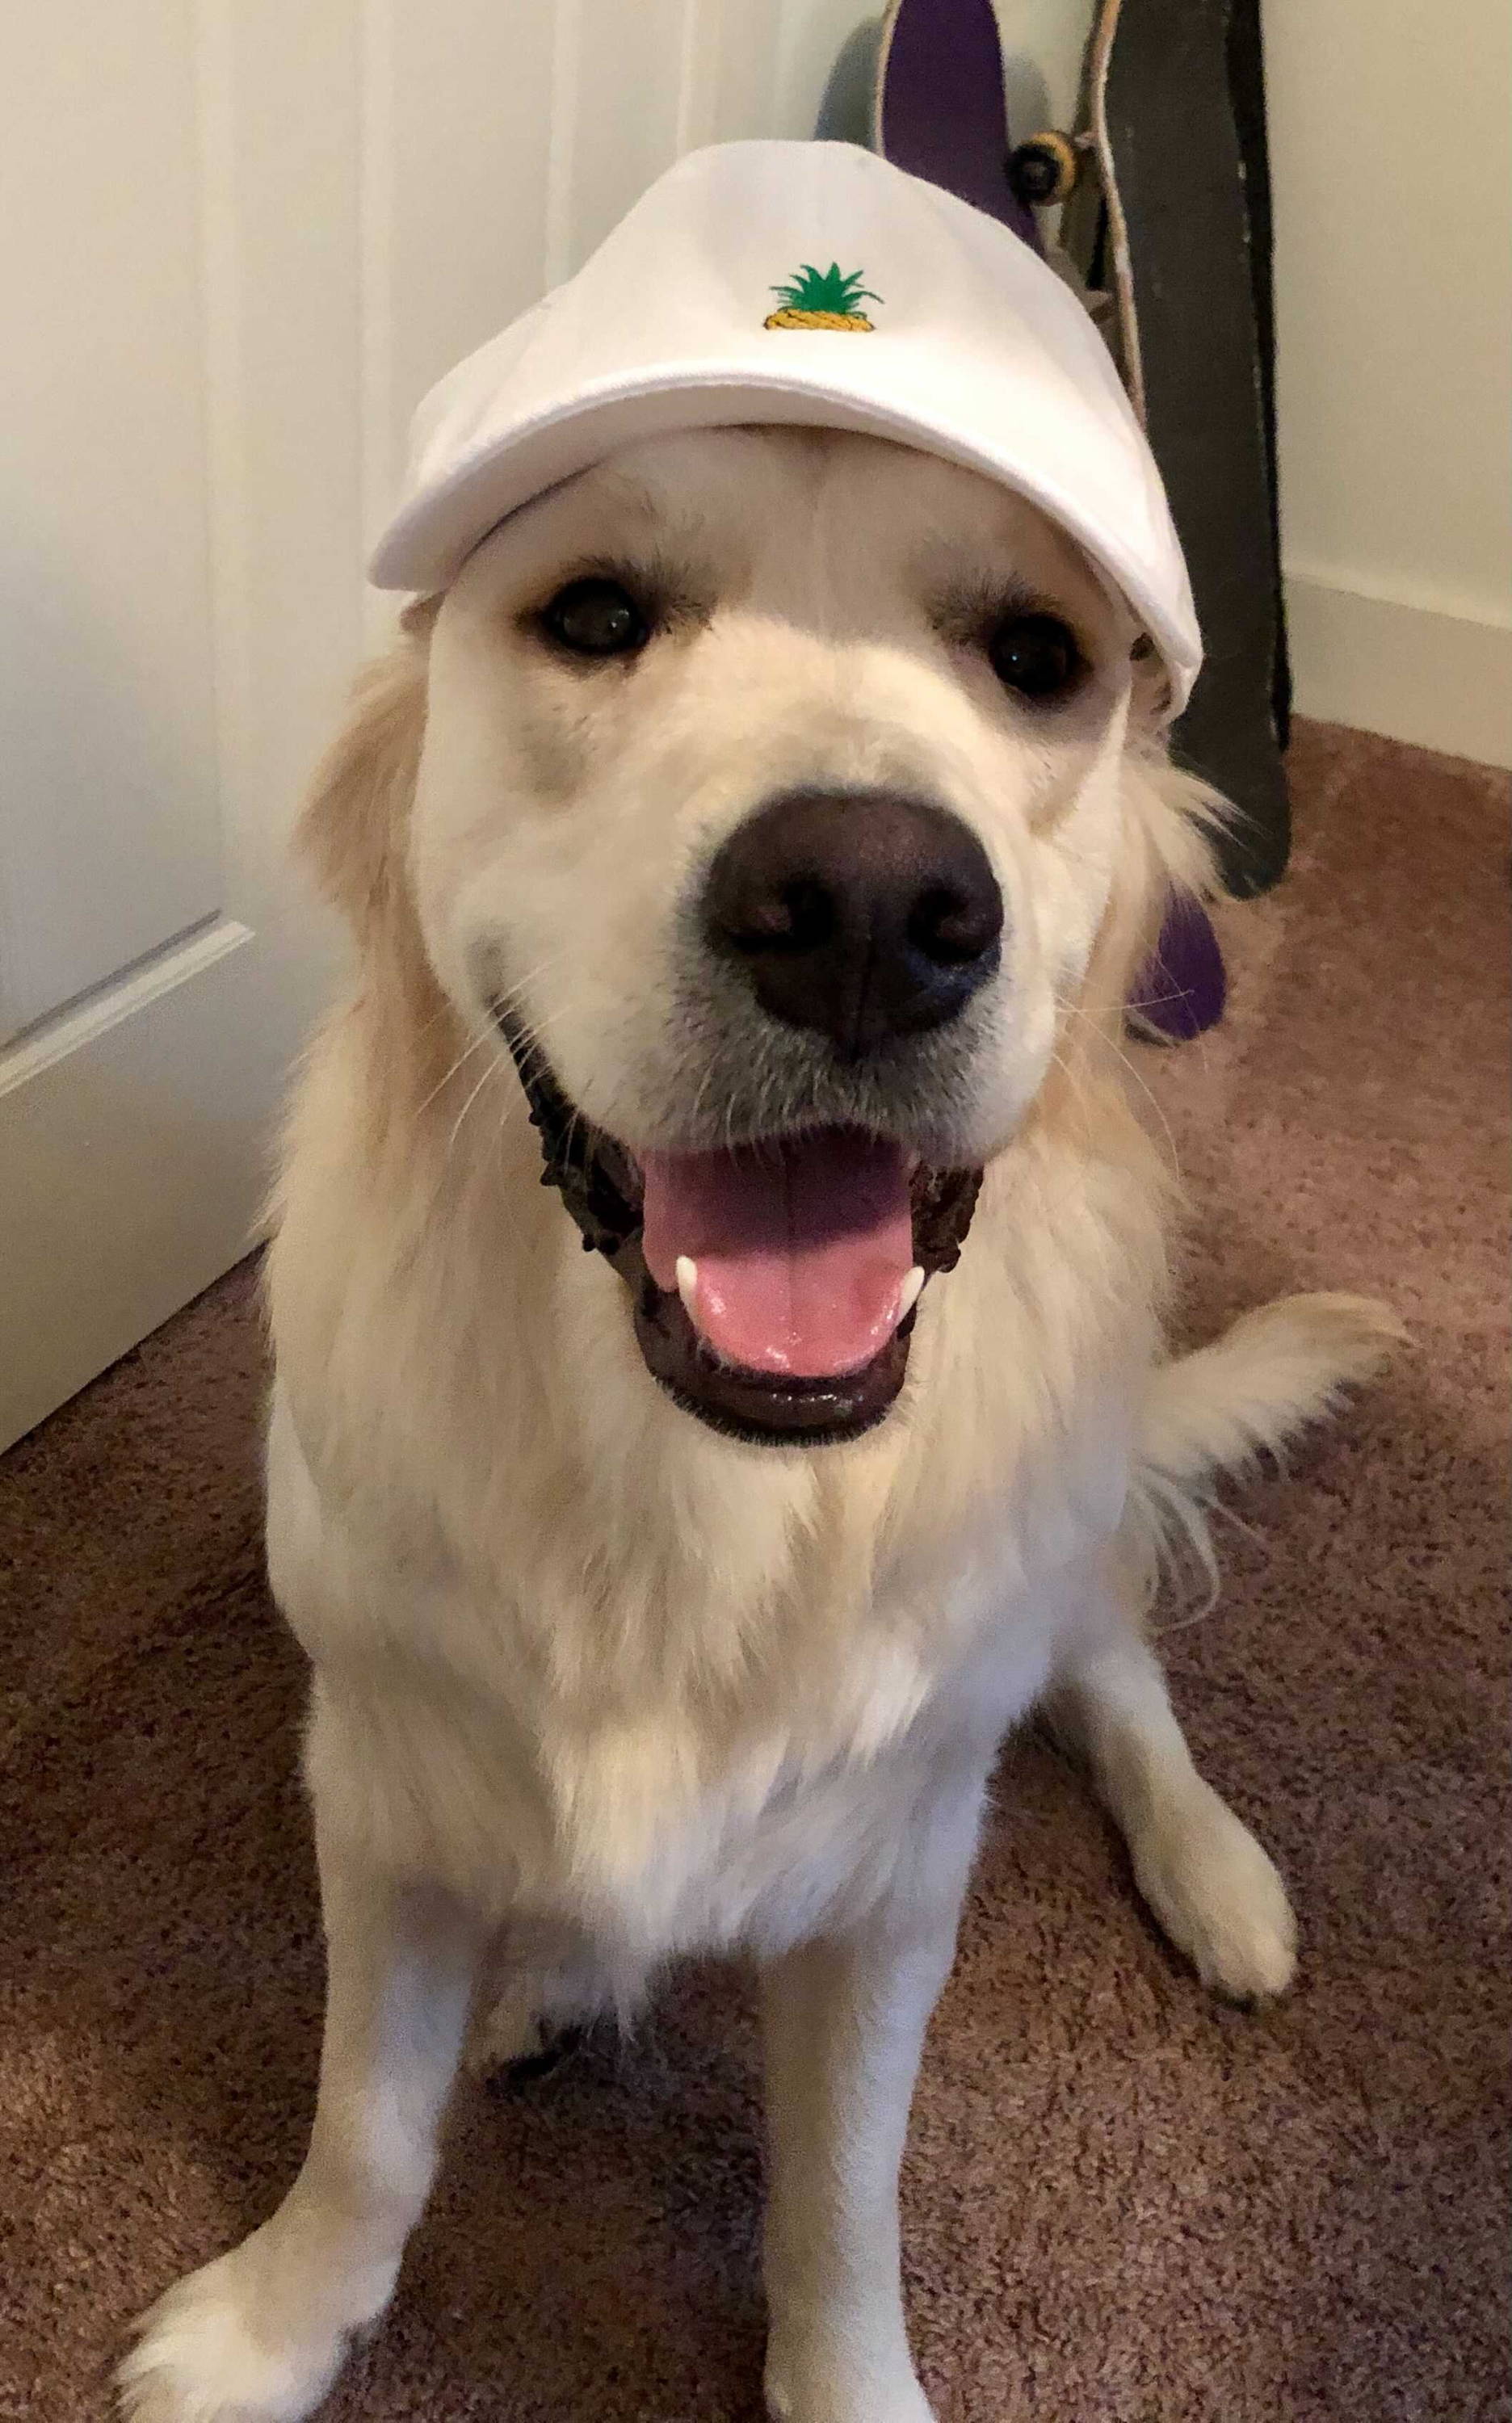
[444, 1056, 510, 1165]
[412, 948, 572, 1130]
[419, 950, 585, 1163]
[1055, 996, 1184, 1184]
[414, 1028, 494, 1123]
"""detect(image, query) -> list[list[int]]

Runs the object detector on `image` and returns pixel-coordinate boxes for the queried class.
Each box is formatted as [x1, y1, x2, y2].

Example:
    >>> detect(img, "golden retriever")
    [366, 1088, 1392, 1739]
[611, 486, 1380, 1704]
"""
[121, 428, 1395, 2423]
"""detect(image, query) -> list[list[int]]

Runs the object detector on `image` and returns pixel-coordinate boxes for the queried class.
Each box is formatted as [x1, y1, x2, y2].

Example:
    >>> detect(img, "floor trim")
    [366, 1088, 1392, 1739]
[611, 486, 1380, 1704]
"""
[1284, 576, 1512, 769]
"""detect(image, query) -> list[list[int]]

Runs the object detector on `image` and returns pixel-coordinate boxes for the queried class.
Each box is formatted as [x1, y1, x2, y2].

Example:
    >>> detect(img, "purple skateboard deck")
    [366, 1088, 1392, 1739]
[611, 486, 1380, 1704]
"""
[873, 0, 1043, 251]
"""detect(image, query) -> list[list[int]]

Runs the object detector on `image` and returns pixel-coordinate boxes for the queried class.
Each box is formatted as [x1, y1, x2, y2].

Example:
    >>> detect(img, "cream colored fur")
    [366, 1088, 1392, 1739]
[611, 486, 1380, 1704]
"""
[120, 431, 1396, 2423]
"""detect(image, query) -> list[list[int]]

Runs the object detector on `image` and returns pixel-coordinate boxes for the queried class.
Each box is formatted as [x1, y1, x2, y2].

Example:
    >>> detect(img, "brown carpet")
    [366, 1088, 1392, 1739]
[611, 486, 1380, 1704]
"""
[2, 722, 1506, 2423]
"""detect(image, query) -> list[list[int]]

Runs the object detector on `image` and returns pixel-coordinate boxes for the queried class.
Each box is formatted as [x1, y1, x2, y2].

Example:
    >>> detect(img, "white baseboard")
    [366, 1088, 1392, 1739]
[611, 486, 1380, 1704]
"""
[1283, 576, 1512, 770]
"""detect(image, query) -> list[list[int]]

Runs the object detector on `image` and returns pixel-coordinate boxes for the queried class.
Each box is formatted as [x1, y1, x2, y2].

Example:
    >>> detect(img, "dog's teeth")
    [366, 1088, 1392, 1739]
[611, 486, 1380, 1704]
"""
[897, 1266, 926, 1320]
[674, 1256, 699, 1316]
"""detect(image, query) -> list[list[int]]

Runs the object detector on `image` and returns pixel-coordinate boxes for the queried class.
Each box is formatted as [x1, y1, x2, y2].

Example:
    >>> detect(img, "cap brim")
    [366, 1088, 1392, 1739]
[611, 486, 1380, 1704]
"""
[368, 362, 1200, 712]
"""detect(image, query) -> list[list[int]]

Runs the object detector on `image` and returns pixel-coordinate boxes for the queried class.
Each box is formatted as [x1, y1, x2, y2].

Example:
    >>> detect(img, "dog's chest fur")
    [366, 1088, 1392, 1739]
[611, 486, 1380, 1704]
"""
[266, 1024, 1158, 1970]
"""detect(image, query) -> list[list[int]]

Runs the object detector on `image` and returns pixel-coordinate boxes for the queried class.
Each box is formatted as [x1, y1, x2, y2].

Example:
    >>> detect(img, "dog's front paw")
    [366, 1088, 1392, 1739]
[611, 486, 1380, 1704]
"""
[117, 2240, 355, 2423]
[1132, 1775, 1297, 2002]
[765, 2330, 936, 2423]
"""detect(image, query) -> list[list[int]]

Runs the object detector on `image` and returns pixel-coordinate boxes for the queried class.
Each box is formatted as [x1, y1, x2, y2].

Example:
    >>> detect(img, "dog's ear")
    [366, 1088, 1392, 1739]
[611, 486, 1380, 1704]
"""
[1128, 633, 1177, 733]
[1081, 740, 1228, 1028]
[296, 598, 437, 942]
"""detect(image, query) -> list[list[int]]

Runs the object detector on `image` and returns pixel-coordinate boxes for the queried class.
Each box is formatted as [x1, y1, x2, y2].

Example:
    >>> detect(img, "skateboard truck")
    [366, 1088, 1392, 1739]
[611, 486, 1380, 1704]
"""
[1007, 131, 1089, 210]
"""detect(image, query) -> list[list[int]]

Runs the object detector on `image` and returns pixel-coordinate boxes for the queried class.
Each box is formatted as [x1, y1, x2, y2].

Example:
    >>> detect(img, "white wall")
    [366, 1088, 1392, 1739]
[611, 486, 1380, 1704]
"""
[1264, 0, 1512, 766]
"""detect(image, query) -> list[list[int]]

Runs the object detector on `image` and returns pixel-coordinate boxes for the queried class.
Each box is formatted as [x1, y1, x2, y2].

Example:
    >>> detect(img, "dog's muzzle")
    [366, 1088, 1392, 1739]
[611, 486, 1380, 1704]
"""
[494, 1009, 981, 1447]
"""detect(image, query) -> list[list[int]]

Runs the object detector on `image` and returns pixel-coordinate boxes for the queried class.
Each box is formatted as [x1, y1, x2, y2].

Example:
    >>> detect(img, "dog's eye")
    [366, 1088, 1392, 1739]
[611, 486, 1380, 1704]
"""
[987, 612, 1083, 701]
[540, 577, 649, 658]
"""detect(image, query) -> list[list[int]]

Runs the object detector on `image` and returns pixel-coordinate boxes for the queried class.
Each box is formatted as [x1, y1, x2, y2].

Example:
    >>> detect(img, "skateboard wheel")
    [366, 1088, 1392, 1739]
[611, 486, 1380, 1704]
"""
[1008, 132, 1080, 207]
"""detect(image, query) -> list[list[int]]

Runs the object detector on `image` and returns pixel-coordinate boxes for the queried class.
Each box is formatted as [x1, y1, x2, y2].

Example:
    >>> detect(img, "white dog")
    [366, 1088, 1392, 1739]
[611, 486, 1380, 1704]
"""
[120, 418, 1395, 2423]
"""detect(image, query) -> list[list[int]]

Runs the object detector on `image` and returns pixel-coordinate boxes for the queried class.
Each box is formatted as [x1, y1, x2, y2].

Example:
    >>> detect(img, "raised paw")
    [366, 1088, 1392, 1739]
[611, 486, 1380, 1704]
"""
[1130, 1775, 1298, 2002]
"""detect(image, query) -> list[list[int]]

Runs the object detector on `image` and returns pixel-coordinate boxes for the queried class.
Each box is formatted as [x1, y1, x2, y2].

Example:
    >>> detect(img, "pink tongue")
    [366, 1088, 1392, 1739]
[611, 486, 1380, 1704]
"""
[640, 1130, 914, 1379]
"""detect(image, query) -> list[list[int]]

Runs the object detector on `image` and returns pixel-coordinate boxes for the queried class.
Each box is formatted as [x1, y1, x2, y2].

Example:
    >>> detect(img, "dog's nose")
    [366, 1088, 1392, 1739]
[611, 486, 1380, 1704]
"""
[702, 789, 1003, 1056]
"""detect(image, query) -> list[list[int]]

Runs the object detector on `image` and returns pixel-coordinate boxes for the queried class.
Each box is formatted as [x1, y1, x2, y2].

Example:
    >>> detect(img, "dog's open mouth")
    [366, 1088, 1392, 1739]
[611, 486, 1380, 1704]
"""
[494, 1013, 980, 1446]
[637, 1131, 982, 1444]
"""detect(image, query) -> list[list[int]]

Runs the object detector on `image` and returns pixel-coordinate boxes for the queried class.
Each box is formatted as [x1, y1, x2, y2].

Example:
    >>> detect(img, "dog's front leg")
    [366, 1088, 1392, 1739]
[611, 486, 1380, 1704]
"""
[120, 1813, 485, 2423]
[758, 1802, 980, 2423]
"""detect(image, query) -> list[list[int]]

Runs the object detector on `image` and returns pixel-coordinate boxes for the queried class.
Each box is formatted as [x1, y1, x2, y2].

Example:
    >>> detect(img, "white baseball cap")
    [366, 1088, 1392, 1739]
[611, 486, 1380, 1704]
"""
[371, 140, 1200, 709]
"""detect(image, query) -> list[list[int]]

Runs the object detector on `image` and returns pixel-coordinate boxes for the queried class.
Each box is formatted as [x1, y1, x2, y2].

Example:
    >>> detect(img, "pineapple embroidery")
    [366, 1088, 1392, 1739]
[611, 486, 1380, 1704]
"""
[765, 262, 880, 331]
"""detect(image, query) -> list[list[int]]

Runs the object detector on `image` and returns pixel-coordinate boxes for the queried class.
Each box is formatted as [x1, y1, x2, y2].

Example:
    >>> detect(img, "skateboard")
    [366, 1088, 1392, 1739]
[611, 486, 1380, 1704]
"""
[870, 0, 1044, 252]
[1005, 0, 1292, 895]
